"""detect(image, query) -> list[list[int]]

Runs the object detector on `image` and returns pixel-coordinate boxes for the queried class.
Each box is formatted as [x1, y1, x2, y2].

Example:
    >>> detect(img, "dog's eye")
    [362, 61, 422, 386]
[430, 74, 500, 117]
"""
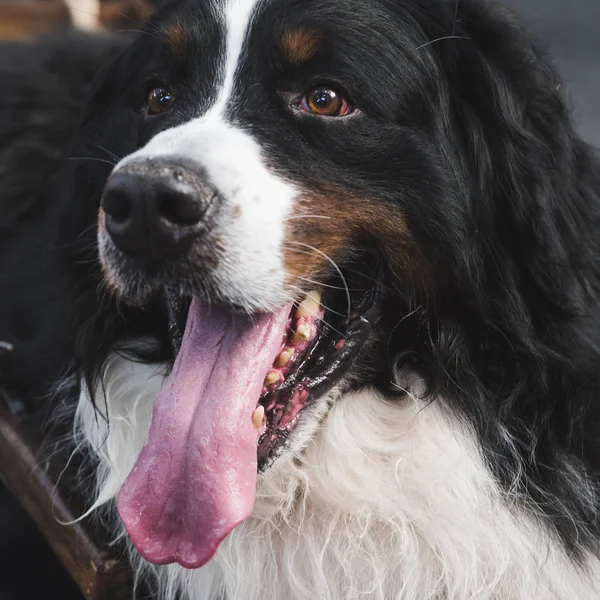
[147, 87, 175, 115]
[301, 87, 351, 117]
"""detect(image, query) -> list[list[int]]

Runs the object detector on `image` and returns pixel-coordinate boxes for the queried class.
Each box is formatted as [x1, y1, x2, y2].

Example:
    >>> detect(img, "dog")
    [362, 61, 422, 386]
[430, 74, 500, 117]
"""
[2, 0, 600, 598]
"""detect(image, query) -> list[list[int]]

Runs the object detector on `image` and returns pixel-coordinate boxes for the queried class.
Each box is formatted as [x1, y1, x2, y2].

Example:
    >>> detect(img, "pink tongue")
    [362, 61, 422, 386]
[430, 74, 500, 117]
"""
[117, 298, 290, 569]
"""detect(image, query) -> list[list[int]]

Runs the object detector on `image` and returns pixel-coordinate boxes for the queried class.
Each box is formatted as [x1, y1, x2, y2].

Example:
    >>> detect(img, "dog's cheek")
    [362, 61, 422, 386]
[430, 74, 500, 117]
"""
[283, 192, 425, 290]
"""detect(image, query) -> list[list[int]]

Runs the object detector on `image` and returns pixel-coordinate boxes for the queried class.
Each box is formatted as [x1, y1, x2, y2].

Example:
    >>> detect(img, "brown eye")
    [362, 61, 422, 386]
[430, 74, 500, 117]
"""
[147, 86, 175, 115]
[302, 86, 351, 117]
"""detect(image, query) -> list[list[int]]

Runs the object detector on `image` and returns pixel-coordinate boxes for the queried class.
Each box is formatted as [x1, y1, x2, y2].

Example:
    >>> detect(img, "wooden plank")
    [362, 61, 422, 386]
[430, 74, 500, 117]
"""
[0, 2, 69, 40]
[0, 399, 133, 600]
[0, 1, 152, 41]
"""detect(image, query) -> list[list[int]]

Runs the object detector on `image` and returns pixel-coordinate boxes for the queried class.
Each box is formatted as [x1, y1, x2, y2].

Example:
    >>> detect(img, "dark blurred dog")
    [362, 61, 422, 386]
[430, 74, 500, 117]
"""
[0, 32, 128, 404]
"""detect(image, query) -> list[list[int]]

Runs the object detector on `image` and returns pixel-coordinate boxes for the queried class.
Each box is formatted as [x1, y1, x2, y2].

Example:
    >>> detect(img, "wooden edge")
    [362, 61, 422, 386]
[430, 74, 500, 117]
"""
[0, 400, 132, 600]
[0, 2, 70, 40]
[0, 1, 152, 41]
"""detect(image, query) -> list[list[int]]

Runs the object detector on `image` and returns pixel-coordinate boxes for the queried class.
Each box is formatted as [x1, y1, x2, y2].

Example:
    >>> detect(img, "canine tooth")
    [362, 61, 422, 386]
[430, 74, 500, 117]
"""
[252, 406, 265, 429]
[264, 370, 281, 386]
[296, 290, 322, 318]
[292, 324, 312, 344]
[276, 348, 294, 367]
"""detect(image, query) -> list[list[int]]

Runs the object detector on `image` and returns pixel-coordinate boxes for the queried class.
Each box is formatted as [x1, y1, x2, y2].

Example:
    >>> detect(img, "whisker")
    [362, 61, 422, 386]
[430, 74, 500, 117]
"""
[288, 285, 348, 319]
[297, 276, 347, 291]
[117, 11, 138, 24]
[315, 320, 347, 340]
[69, 156, 117, 167]
[414, 35, 470, 51]
[386, 307, 421, 359]
[68, 8, 99, 17]
[96, 145, 121, 162]
[114, 29, 161, 41]
[284, 215, 332, 221]
[296, 276, 364, 293]
[288, 290, 347, 338]
[287, 241, 352, 322]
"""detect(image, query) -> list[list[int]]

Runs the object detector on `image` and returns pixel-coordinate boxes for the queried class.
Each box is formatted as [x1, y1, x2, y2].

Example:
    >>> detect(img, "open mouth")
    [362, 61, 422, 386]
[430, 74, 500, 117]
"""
[166, 257, 382, 469]
[117, 255, 382, 569]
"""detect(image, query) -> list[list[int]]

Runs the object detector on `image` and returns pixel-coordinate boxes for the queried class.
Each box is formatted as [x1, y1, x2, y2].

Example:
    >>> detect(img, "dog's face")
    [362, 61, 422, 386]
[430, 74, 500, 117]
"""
[81, 0, 544, 571]
[96, 1, 449, 459]
[98, 0, 444, 311]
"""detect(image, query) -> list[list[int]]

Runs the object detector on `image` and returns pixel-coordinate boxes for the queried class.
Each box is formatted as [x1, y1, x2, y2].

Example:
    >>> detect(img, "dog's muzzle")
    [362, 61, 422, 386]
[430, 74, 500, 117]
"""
[101, 158, 217, 264]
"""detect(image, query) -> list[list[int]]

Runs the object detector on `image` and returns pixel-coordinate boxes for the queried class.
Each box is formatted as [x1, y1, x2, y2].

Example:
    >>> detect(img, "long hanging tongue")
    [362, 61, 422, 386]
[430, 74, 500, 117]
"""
[117, 298, 290, 569]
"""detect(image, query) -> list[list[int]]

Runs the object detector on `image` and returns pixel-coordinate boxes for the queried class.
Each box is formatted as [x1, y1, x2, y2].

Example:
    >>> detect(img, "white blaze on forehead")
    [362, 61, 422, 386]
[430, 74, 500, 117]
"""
[110, 0, 297, 312]
[212, 0, 265, 115]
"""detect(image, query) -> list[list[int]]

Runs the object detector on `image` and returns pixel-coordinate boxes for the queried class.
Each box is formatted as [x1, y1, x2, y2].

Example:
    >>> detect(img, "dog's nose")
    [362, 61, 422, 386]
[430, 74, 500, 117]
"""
[101, 162, 214, 261]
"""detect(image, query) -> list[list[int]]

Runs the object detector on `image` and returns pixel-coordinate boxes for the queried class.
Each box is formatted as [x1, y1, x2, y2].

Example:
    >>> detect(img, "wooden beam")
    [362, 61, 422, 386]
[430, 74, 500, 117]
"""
[0, 2, 70, 40]
[0, 1, 152, 41]
[0, 399, 133, 600]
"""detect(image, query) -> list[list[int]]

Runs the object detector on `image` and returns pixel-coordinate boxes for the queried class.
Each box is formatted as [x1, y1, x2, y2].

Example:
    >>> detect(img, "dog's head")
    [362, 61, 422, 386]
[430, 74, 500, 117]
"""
[70, 0, 584, 571]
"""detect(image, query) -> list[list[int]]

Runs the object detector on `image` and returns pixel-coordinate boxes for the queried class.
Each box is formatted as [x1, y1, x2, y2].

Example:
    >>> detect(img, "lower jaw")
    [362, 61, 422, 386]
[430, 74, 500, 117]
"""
[163, 258, 384, 469]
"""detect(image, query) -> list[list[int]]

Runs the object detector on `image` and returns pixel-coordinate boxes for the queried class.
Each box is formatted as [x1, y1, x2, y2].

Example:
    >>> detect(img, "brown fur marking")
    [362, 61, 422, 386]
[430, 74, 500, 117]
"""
[280, 29, 321, 65]
[164, 22, 187, 56]
[284, 191, 428, 295]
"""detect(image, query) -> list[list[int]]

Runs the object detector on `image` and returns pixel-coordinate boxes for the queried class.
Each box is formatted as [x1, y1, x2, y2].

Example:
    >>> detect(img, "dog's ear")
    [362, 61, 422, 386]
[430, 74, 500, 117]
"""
[434, 1, 600, 328]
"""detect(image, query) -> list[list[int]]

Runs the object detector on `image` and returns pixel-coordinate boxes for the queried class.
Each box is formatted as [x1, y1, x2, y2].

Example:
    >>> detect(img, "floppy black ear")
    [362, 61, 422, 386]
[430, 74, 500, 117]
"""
[399, 3, 600, 555]
[431, 1, 600, 344]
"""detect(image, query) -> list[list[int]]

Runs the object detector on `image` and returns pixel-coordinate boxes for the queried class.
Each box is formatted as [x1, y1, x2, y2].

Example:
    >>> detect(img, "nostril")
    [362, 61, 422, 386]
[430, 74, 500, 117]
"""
[102, 189, 132, 223]
[158, 191, 205, 226]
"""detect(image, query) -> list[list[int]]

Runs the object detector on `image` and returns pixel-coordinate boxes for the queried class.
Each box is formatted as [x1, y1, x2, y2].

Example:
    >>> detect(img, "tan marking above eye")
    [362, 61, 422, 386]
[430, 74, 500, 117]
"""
[280, 29, 322, 65]
[164, 22, 187, 57]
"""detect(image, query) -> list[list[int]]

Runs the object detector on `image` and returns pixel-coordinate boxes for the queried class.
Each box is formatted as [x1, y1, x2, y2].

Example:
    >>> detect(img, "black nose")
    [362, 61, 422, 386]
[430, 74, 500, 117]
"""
[101, 161, 215, 262]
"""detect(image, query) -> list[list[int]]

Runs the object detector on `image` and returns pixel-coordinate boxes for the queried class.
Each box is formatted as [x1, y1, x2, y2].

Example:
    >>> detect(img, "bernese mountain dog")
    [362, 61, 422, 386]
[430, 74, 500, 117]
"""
[1, 0, 600, 598]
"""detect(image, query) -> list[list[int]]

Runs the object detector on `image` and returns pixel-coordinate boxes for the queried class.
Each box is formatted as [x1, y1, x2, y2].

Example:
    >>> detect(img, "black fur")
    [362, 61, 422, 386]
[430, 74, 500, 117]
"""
[0, 32, 129, 403]
[2, 0, 600, 570]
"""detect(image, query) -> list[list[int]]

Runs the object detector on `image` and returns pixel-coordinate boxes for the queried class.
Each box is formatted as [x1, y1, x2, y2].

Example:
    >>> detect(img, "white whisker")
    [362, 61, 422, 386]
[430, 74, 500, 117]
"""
[284, 215, 332, 221]
[287, 242, 352, 322]
[288, 285, 348, 319]
[414, 35, 470, 51]
[69, 156, 117, 167]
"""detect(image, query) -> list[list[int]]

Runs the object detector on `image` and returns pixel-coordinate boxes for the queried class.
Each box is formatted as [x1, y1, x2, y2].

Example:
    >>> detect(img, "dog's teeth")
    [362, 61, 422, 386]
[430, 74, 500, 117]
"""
[252, 406, 265, 429]
[292, 324, 312, 344]
[296, 290, 322, 318]
[264, 370, 281, 386]
[276, 348, 294, 367]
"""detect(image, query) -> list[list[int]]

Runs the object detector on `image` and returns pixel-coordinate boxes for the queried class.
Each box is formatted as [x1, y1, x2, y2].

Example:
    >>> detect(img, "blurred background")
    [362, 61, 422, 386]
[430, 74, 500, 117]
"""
[504, 0, 600, 143]
[0, 0, 597, 598]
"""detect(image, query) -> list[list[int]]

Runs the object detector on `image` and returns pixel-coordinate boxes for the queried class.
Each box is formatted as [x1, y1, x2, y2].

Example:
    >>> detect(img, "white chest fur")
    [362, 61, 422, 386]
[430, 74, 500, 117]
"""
[74, 354, 600, 599]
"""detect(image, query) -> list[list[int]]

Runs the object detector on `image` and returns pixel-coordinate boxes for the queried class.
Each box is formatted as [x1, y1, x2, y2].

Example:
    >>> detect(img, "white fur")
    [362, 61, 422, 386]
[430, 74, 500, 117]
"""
[99, 0, 298, 312]
[75, 354, 600, 600]
[112, 120, 297, 312]
[214, 0, 264, 114]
